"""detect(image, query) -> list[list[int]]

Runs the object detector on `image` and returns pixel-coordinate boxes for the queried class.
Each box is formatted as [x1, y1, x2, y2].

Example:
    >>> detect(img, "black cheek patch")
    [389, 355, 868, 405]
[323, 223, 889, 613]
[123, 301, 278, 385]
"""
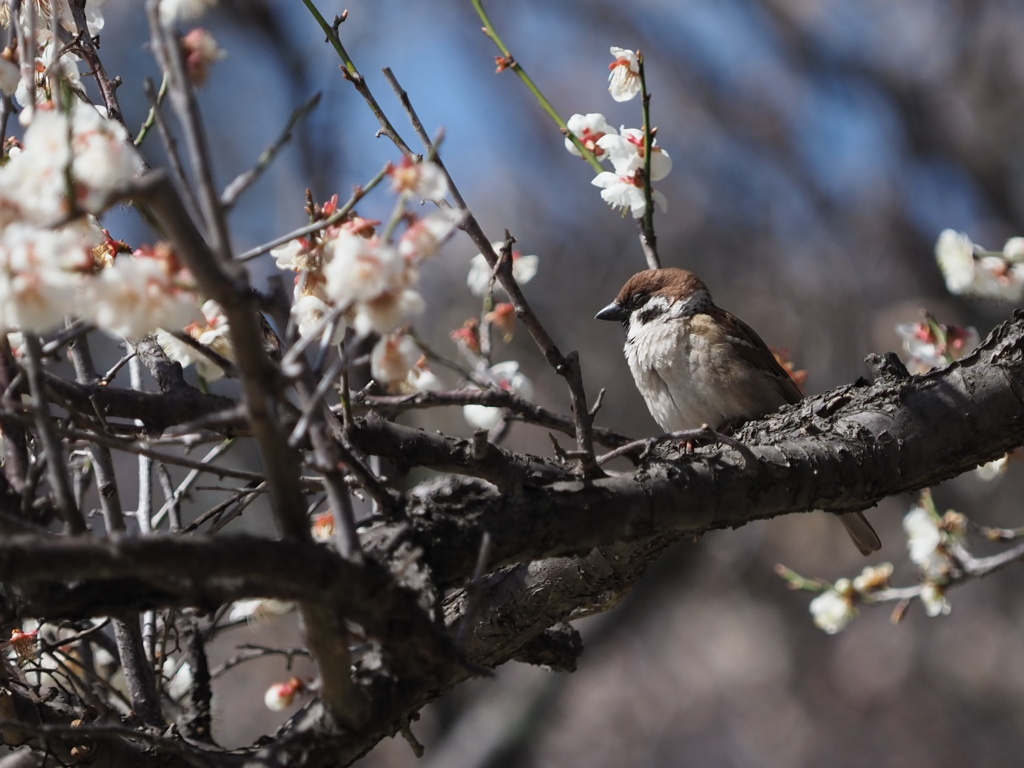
[636, 302, 667, 326]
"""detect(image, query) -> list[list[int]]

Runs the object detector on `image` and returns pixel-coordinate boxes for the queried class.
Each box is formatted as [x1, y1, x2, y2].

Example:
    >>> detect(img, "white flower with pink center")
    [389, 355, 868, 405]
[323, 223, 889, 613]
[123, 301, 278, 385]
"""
[84, 246, 198, 339]
[389, 156, 448, 202]
[607, 47, 641, 102]
[322, 232, 404, 307]
[564, 113, 616, 159]
[591, 172, 667, 219]
[0, 224, 93, 333]
[462, 361, 533, 431]
[2, 103, 143, 221]
[291, 294, 347, 343]
[467, 244, 539, 296]
[354, 289, 425, 337]
[371, 332, 422, 385]
[598, 129, 672, 180]
[157, 299, 233, 381]
[398, 210, 461, 263]
[264, 677, 305, 712]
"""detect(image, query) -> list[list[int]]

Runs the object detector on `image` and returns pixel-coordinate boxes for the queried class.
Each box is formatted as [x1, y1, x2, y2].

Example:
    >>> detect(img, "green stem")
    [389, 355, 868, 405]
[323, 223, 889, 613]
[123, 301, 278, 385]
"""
[469, 0, 603, 174]
[774, 564, 828, 593]
[922, 310, 958, 364]
[300, 0, 357, 74]
[135, 73, 168, 148]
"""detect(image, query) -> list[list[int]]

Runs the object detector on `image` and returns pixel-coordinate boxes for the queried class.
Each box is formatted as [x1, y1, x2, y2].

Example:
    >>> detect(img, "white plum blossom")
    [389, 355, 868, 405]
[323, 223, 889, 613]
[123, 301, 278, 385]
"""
[903, 505, 951, 578]
[973, 255, 1024, 301]
[935, 229, 975, 295]
[323, 233, 405, 308]
[371, 332, 422, 386]
[353, 288, 425, 337]
[934, 229, 1024, 301]
[272, 238, 316, 272]
[0, 223, 95, 334]
[389, 157, 448, 202]
[463, 361, 534, 431]
[591, 171, 668, 218]
[156, 299, 233, 381]
[264, 678, 305, 712]
[809, 580, 856, 635]
[895, 321, 979, 374]
[589, 128, 671, 219]
[159, 0, 217, 26]
[1003, 237, 1024, 261]
[291, 294, 347, 345]
[2, 102, 143, 221]
[398, 209, 462, 262]
[920, 583, 951, 617]
[83, 245, 199, 339]
[14, 43, 87, 126]
[275, 205, 428, 343]
[607, 47, 641, 102]
[406, 364, 443, 393]
[597, 129, 672, 180]
[467, 244, 539, 296]
[564, 113, 617, 159]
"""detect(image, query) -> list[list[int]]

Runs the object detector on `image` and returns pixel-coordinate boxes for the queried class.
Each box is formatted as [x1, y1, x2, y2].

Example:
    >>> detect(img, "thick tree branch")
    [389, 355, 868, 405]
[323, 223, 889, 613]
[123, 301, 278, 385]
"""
[6, 288, 1024, 766]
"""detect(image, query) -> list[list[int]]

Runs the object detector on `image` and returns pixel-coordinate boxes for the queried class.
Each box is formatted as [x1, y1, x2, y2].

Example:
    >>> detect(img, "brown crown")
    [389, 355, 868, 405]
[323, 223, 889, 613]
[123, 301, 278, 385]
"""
[613, 268, 711, 305]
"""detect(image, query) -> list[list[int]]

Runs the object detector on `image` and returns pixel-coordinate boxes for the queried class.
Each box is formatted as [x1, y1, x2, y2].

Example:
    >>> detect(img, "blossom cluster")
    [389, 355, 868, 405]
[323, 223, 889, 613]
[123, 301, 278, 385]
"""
[0, 9, 212, 341]
[798, 496, 968, 634]
[449, 240, 540, 431]
[562, 48, 672, 218]
[270, 159, 459, 388]
[156, 300, 233, 381]
[808, 563, 894, 634]
[894, 320, 979, 374]
[935, 229, 1024, 302]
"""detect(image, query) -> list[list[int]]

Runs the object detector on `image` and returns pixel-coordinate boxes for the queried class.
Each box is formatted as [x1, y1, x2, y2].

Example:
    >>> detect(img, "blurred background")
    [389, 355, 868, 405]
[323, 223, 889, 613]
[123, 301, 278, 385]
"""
[89, 0, 1024, 765]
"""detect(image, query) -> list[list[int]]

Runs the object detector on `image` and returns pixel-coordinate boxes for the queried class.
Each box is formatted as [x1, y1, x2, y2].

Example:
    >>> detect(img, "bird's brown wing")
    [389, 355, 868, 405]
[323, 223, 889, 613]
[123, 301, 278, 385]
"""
[722, 311, 803, 405]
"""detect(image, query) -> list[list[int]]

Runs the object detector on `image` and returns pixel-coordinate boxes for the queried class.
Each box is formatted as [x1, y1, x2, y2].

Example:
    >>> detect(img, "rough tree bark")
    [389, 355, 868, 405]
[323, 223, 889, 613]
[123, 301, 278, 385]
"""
[2, 310, 1022, 768]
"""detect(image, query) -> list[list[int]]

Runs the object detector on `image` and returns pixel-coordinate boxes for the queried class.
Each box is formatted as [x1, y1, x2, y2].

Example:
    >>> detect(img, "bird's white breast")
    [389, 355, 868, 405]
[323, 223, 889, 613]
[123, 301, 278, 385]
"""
[624, 311, 786, 432]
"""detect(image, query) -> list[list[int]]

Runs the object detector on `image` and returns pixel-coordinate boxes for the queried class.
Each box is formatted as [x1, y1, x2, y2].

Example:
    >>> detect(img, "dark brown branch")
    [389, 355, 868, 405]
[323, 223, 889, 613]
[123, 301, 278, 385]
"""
[351, 414, 570, 488]
[381, 310, 1024, 589]
[353, 388, 633, 448]
[42, 371, 241, 433]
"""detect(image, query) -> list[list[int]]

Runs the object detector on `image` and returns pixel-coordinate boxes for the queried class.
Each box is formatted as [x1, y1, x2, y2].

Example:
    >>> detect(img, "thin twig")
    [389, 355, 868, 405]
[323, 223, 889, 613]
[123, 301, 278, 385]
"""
[147, 3, 233, 262]
[142, 76, 200, 218]
[150, 439, 238, 529]
[221, 92, 322, 208]
[300, 2, 413, 154]
[236, 163, 391, 262]
[22, 334, 87, 533]
[636, 52, 660, 270]
[382, 67, 602, 476]
[69, 0, 126, 126]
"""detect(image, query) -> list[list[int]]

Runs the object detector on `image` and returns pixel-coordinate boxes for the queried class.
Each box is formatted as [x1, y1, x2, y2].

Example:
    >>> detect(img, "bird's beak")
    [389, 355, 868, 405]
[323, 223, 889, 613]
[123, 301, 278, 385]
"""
[595, 302, 627, 322]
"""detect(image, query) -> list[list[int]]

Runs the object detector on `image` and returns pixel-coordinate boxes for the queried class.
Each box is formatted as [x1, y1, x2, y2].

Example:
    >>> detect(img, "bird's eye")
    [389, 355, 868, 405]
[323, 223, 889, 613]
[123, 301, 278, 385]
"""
[626, 292, 647, 311]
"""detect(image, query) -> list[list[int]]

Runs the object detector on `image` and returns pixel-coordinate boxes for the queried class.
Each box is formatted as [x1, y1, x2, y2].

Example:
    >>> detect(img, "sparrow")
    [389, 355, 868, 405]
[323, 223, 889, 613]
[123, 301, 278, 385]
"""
[596, 267, 880, 555]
